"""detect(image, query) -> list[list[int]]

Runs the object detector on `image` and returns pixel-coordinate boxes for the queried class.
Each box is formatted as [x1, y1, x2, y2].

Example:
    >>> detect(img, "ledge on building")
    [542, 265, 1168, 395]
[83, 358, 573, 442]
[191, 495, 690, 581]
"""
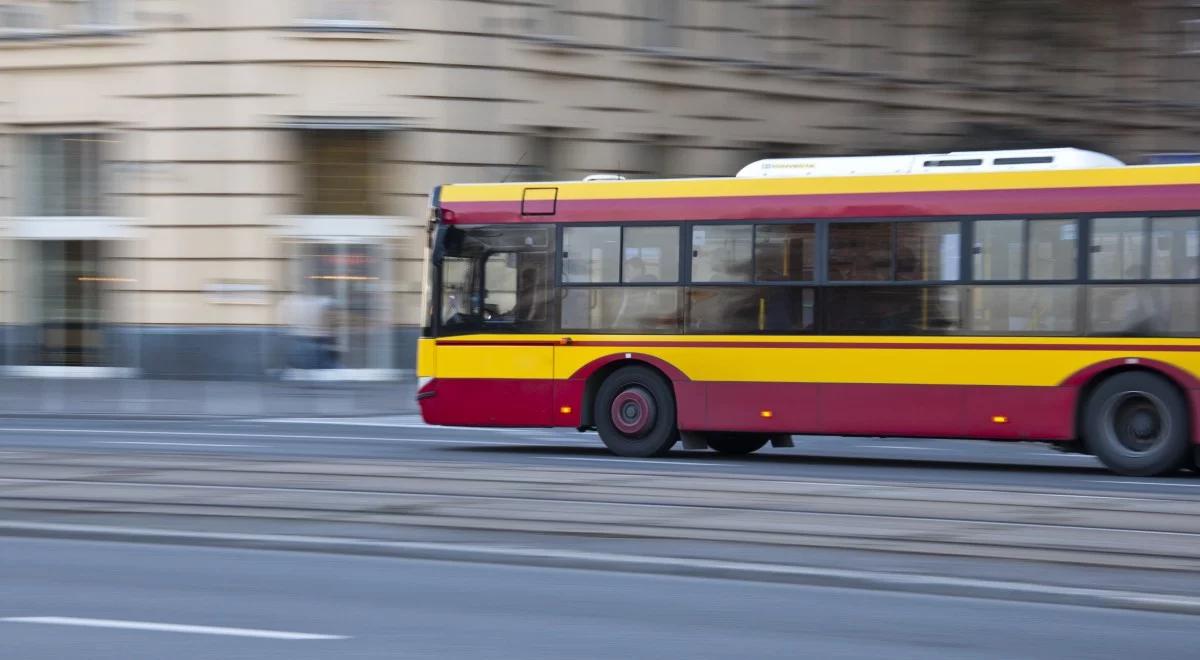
[5, 366, 138, 379]
[290, 19, 399, 39]
[0, 26, 134, 47]
[517, 33, 593, 56]
[280, 368, 408, 383]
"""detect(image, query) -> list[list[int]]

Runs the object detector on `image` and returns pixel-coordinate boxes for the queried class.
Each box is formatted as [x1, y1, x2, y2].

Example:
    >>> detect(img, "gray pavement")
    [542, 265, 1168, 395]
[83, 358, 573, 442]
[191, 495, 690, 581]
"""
[4, 537, 1198, 660]
[0, 378, 417, 417]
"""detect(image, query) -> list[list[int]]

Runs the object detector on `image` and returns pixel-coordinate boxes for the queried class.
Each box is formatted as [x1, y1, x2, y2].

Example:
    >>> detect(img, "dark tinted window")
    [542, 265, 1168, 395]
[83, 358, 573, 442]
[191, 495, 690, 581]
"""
[924, 159, 983, 167]
[560, 287, 682, 333]
[824, 287, 961, 334]
[994, 156, 1053, 165]
[687, 287, 814, 334]
[829, 222, 892, 281]
[755, 224, 815, 282]
[896, 222, 961, 281]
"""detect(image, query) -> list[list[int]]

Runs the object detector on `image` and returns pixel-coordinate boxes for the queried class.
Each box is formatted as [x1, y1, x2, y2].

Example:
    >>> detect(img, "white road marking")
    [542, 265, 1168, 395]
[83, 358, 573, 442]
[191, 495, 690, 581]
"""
[858, 445, 950, 451]
[0, 617, 347, 640]
[94, 441, 259, 448]
[0, 427, 594, 447]
[253, 416, 593, 438]
[1088, 480, 1200, 489]
[545, 456, 731, 467]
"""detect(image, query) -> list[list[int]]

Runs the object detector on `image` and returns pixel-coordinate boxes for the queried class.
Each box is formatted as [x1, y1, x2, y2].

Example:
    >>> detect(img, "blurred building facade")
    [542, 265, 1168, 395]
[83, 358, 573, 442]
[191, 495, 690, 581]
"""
[0, 0, 1198, 379]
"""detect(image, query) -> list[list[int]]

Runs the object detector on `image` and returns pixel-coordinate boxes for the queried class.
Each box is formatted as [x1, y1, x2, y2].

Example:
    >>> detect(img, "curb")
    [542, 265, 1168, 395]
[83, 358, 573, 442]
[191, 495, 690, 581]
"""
[3, 521, 1199, 616]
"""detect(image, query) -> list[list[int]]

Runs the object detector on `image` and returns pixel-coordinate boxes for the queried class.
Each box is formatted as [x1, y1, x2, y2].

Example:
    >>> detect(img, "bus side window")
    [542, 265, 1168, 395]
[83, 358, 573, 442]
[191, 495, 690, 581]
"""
[483, 252, 552, 330]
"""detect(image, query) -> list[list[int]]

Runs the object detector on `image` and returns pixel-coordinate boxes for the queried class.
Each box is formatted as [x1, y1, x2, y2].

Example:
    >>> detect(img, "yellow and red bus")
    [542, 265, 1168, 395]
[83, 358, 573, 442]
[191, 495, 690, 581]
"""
[417, 148, 1200, 476]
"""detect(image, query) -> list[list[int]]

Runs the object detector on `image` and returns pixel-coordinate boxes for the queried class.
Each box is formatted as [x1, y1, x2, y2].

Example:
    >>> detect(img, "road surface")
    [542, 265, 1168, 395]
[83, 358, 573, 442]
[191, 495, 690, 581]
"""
[3, 536, 1198, 660]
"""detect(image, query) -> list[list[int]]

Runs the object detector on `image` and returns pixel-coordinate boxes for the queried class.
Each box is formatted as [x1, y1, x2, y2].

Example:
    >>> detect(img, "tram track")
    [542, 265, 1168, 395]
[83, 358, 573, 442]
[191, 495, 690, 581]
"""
[2, 450, 1200, 570]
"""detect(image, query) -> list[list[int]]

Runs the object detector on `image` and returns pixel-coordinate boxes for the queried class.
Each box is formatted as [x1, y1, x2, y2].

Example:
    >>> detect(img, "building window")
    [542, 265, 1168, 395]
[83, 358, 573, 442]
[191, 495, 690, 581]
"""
[301, 0, 387, 29]
[299, 130, 386, 216]
[0, 0, 122, 32]
[25, 133, 108, 217]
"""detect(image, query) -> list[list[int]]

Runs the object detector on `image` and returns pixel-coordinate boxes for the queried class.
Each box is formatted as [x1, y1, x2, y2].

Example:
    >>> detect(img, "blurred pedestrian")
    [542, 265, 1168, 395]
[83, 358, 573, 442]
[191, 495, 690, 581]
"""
[280, 287, 337, 370]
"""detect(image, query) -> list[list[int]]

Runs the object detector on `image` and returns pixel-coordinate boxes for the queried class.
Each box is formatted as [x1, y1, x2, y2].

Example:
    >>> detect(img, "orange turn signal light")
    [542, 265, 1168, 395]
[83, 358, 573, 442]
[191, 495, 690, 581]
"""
[560, 406, 573, 415]
[992, 415, 1009, 424]
[760, 410, 774, 419]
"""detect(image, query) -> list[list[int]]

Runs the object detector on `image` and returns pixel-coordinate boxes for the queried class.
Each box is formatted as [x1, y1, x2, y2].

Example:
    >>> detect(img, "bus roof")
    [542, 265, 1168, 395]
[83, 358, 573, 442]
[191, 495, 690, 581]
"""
[437, 153, 1200, 225]
[736, 148, 1123, 178]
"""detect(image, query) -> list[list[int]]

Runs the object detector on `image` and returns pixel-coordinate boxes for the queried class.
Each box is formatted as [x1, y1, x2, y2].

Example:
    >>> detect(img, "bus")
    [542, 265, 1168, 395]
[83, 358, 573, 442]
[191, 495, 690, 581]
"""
[417, 148, 1200, 477]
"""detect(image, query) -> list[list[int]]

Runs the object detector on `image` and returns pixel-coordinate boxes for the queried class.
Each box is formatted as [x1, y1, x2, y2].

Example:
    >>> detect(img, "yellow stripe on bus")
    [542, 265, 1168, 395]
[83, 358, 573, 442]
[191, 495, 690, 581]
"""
[439, 166, 1200, 204]
[431, 335, 1200, 387]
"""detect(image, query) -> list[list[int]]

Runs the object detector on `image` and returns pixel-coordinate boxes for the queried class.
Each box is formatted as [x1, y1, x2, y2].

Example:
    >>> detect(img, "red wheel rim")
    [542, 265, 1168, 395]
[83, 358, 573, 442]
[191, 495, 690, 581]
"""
[611, 387, 655, 437]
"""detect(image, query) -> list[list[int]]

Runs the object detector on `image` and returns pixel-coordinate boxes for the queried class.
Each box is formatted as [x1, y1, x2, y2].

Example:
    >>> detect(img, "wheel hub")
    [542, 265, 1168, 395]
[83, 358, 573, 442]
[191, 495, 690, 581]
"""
[611, 387, 655, 437]
[1108, 392, 1168, 453]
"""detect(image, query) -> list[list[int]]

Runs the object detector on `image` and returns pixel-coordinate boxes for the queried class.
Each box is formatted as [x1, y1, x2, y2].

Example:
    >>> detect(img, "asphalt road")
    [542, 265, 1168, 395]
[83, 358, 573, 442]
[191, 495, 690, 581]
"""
[3, 536, 1198, 660]
[0, 414, 1194, 497]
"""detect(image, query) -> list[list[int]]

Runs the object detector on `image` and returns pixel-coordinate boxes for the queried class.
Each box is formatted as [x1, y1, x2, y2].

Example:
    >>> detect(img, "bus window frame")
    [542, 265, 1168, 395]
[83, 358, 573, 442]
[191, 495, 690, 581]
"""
[432, 210, 1200, 338]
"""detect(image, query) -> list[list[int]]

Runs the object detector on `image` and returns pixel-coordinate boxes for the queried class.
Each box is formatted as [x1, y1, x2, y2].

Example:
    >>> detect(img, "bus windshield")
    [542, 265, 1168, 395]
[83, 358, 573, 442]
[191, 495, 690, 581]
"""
[435, 225, 554, 335]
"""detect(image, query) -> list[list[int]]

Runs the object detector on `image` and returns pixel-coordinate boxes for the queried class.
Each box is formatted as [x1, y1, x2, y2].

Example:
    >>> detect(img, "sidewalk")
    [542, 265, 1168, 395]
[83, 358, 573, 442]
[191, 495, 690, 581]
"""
[0, 377, 418, 418]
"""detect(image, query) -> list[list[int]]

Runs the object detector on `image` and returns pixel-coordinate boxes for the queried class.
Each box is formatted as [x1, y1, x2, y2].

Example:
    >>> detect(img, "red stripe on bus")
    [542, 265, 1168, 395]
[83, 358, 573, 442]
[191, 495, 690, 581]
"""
[418, 377, 1081, 441]
[442, 184, 1200, 224]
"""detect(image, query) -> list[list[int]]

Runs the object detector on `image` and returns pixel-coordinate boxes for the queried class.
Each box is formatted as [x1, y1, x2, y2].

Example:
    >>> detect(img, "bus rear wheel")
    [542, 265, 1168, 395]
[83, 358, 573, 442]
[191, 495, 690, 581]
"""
[1084, 372, 1191, 477]
[594, 366, 679, 458]
[705, 433, 769, 455]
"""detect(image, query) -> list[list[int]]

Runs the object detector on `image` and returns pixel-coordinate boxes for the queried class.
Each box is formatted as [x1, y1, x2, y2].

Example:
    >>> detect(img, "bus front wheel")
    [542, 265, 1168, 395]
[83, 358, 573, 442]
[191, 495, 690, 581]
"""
[1084, 371, 1191, 477]
[594, 366, 679, 458]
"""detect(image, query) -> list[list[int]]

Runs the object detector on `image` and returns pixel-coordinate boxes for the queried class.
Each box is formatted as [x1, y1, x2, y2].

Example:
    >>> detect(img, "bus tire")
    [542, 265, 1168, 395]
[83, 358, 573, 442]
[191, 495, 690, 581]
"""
[594, 366, 679, 458]
[1083, 372, 1191, 477]
[705, 433, 769, 455]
